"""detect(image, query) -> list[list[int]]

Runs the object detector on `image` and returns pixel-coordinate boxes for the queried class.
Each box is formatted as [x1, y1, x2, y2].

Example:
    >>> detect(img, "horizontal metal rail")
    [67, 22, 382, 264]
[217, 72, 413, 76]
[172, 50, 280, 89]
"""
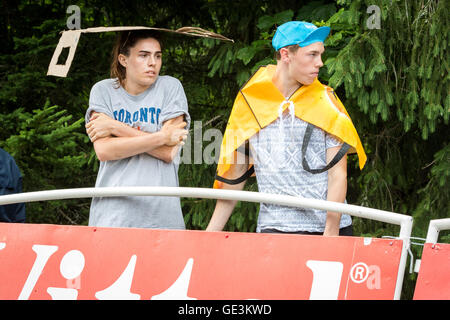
[0, 186, 413, 299]
[425, 218, 450, 243]
[0, 186, 412, 235]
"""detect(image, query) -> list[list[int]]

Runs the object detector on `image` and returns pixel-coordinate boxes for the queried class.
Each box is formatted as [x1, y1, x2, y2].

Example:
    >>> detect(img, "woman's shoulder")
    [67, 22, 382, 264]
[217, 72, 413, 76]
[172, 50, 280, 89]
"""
[92, 78, 118, 89]
[157, 75, 183, 88]
[90, 79, 120, 97]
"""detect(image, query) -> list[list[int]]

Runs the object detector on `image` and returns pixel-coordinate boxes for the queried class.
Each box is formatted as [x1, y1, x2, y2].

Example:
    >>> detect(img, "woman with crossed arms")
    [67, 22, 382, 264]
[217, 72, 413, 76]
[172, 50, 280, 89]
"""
[85, 30, 190, 230]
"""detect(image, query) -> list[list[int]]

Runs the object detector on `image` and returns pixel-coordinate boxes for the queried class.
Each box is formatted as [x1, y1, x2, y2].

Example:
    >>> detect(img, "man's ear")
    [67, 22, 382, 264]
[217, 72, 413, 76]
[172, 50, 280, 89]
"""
[279, 47, 290, 63]
[118, 54, 127, 68]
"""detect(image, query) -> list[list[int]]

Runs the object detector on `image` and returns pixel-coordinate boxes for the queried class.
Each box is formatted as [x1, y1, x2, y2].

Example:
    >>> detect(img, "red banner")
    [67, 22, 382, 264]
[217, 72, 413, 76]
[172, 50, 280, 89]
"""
[0, 222, 403, 300]
[414, 242, 450, 300]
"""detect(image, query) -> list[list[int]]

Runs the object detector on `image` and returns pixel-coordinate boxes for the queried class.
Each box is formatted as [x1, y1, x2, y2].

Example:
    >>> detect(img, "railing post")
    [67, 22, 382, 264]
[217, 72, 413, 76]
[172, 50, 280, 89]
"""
[425, 218, 450, 244]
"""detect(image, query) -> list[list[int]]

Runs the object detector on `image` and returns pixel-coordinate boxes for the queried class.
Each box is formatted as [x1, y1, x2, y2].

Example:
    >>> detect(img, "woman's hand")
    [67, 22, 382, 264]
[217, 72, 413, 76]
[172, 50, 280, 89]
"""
[160, 118, 188, 146]
[86, 112, 118, 142]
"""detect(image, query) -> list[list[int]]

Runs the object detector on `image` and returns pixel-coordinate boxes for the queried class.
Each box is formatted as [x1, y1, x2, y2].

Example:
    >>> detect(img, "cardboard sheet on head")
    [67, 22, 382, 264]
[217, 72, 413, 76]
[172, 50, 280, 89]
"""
[47, 26, 233, 78]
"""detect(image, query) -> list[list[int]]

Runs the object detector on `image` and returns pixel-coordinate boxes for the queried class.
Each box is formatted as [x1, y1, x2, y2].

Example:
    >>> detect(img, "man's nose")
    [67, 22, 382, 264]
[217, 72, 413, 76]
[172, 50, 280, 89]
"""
[316, 56, 324, 68]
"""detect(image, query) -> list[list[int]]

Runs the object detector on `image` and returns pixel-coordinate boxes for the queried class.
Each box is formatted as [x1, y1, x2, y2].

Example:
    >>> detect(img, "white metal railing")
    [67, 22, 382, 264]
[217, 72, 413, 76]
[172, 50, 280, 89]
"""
[425, 218, 450, 244]
[0, 186, 413, 300]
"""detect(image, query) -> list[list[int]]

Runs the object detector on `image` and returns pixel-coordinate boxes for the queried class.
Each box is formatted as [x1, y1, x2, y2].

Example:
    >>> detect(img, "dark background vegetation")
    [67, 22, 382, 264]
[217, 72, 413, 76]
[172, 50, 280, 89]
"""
[0, 0, 448, 299]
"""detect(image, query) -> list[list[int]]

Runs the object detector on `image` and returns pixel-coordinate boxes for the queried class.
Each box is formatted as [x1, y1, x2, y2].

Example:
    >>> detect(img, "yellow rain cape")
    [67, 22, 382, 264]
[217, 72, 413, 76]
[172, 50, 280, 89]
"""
[214, 64, 367, 189]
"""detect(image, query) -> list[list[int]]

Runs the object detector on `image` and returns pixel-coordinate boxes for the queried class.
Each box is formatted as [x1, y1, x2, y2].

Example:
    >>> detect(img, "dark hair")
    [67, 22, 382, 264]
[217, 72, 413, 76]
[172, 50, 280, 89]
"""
[110, 30, 163, 88]
[274, 44, 300, 60]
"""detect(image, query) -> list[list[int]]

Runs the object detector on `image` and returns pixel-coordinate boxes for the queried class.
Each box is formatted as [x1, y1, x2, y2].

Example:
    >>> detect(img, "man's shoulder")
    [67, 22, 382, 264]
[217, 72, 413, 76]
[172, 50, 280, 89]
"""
[311, 78, 334, 91]
[0, 148, 13, 162]
[0, 148, 20, 182]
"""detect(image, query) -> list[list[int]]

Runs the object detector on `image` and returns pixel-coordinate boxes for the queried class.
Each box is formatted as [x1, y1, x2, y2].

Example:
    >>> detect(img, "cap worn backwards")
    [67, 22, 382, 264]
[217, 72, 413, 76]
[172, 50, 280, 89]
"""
[272, 21, 330, 51]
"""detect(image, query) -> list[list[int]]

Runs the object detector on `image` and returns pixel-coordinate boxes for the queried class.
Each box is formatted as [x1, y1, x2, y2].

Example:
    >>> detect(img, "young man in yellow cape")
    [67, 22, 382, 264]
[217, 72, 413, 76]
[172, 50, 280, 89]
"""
[206, 21, 366, 236]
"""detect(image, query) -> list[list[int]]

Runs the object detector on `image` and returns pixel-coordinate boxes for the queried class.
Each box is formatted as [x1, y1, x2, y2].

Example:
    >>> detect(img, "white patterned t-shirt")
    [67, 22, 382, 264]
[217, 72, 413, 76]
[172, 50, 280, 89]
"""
[249, 111, 352, 233]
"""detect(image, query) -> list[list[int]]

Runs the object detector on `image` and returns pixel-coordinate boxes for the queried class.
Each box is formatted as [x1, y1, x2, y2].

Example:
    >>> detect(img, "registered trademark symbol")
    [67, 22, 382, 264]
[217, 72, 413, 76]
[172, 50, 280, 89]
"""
[350, 262, 369, 284]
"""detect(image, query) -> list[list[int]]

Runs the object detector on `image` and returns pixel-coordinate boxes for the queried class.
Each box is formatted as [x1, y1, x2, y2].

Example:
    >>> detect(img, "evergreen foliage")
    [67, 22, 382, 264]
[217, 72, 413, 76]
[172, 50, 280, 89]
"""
[0, 103, 93, 224]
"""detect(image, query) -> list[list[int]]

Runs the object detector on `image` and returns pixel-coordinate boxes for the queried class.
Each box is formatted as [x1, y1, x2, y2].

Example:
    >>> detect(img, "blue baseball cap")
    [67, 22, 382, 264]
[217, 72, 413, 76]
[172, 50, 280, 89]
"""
[272, 21, 330, 51]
